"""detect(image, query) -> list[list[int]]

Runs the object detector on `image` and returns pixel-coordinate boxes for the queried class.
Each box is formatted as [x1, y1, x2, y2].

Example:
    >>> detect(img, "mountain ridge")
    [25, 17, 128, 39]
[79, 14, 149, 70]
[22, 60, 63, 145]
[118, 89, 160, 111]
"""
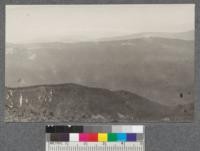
[5, 83, 193, 122]
[6, 30, 194, 45]
[101, 30, 194, 42]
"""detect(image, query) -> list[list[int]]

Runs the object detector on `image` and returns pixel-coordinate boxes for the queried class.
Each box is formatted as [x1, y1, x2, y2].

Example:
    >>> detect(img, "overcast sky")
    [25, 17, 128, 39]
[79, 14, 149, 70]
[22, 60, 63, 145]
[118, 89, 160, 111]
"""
[6, 4, 194, 43]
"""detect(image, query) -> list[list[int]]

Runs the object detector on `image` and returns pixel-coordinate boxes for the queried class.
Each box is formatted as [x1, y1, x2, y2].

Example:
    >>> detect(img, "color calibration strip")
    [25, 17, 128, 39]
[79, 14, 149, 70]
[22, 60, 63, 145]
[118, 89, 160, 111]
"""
[46, 125, 144, 151]
[46, 125, 144, 133]
[49, 132, 139, 142]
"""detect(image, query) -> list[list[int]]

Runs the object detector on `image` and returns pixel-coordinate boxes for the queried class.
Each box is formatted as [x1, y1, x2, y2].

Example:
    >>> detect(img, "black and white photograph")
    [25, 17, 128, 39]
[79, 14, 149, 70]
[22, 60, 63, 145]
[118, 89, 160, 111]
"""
[5, 4, 194, 122]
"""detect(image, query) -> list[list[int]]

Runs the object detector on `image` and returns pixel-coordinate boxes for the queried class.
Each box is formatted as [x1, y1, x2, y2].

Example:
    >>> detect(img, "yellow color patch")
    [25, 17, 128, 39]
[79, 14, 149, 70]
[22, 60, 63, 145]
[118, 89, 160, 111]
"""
[98, 133, 108, 142]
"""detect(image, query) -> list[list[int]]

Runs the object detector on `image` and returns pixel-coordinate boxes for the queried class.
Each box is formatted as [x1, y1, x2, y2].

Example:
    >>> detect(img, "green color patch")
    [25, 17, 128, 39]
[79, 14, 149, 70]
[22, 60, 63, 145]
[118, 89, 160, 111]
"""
[108, 133, 117, 142]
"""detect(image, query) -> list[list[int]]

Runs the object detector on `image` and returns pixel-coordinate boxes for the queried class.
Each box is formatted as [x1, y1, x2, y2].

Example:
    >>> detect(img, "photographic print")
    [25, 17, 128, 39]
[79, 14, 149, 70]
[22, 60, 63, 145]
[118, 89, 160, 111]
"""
[5, 4, 194, 122]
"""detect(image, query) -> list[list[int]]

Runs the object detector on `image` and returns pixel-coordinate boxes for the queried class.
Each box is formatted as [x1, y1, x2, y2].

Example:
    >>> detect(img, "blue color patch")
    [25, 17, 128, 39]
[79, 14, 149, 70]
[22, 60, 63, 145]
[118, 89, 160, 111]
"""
[126, 133, 137, 141]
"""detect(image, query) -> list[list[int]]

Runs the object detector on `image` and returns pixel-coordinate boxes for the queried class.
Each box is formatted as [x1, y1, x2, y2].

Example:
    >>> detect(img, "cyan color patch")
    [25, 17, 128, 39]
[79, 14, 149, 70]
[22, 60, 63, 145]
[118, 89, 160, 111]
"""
[117, 133, 126, 141]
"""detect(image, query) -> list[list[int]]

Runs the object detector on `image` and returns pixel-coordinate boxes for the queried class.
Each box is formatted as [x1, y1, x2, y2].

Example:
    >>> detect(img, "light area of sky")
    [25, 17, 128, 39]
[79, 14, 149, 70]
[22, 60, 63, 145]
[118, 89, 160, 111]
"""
[6, 4, 194, 43]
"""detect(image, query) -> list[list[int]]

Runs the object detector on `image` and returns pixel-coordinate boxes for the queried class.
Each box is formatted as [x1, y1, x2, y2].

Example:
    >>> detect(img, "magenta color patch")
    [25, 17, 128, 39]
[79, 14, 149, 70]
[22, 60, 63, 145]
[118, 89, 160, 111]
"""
[79, 133, 89, 142]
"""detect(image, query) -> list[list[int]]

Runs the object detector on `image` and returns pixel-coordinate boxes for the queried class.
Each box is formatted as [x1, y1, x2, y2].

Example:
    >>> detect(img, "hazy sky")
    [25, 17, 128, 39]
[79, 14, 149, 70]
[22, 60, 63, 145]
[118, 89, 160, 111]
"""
[6, 4, 194, 43]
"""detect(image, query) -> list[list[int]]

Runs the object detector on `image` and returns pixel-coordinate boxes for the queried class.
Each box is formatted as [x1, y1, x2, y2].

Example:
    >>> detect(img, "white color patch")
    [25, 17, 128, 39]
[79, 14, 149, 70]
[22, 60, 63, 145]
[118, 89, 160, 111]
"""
[112, 125, 144, 133]
[69, 133, 79, 142]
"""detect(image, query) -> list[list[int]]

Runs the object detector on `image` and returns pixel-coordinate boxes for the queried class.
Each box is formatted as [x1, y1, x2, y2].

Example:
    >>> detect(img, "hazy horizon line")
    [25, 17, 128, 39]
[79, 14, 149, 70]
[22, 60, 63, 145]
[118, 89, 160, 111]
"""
[6, 30, 194, 44]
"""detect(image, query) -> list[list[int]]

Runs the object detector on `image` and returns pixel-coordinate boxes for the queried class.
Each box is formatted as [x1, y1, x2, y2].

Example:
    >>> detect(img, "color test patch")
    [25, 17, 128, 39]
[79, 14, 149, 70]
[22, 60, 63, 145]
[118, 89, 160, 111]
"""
[69, 133, 79, 142]
[117, 133, 126, 141]
[46, 125, 144, 133]
[88, 133, 98, 142]
[46, 126, 84, 133]
[79, 133, 89, 142]
[46, 125, 145, 151]
[50, 133, 69, 142]
[108, 133, 117, 142]
[112, 125, 144, 133]
[46, 125, 144, 142]
[98, 133, 108, 142]
[79, 133, 99, 142]
[127, 133, 137, 141]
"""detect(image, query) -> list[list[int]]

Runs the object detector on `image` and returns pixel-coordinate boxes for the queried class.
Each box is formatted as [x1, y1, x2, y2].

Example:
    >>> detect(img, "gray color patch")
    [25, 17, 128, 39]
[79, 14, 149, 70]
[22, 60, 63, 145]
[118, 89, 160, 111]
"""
[137, 133, 144, 141]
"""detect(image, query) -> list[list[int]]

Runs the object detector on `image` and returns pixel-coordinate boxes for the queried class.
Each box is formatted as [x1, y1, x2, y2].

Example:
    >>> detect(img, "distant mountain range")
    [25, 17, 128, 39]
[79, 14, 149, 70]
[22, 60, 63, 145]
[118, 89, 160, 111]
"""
[6, 34, 194, 106]
[5, 83, 193, 122]
[5, 31, 194, 122]
[6, 30, 194, 44]
[101, 31, 194, 41]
